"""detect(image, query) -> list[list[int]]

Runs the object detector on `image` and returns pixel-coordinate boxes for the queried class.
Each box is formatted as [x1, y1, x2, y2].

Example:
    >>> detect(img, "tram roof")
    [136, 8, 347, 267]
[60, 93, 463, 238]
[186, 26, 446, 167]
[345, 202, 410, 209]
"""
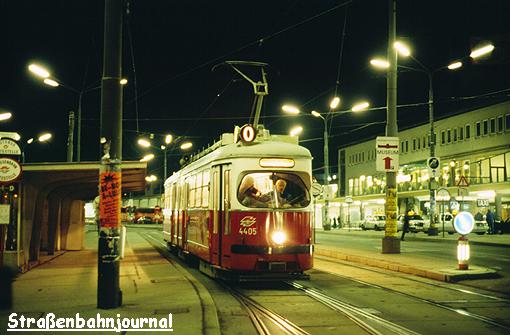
[172, 133, 312, 177]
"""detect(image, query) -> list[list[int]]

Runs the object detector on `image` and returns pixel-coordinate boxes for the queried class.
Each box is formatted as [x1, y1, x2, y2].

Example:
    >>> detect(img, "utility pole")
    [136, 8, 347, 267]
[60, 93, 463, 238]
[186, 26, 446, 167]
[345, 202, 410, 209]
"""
[322, 117, 331, 230]
[66, 111, 75, 162]
[97, 0, 123, 309]
[76, 91, 83, 162]
[427, 72, 438, 235]
[382, 0, 400, 254]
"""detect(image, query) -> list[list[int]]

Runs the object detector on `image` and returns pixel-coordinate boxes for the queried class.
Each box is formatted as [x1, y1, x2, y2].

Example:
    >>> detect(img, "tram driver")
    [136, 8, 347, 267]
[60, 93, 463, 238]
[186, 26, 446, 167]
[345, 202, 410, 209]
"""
[239, 175, 271, 207]
[271, 179, 291, 208]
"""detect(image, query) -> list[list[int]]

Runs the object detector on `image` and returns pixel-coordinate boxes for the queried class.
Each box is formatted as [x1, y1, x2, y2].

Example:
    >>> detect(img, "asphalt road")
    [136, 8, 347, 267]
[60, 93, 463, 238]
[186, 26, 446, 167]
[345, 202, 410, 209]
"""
[316, 231, 510, 295]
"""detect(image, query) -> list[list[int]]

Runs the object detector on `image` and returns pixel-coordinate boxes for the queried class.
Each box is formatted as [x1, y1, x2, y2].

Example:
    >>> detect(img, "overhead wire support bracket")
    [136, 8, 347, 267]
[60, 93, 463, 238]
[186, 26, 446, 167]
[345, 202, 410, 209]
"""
[213, 61, 269, 129]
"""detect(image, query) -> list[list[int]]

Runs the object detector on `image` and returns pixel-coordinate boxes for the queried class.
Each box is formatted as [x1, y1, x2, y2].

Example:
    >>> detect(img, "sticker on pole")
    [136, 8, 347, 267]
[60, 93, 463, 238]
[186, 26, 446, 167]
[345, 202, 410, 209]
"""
[99, 171, 121, 228]
[376, 136, 399, 172]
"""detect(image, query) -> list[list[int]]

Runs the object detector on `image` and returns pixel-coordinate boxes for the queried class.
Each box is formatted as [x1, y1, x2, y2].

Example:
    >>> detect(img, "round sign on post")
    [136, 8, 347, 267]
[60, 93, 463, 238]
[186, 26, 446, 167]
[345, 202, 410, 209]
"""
[453, 211, 475, 235]
[427, 157, 440, 177]
[239, 124, 256, 143]
[0, 158, 22, 184]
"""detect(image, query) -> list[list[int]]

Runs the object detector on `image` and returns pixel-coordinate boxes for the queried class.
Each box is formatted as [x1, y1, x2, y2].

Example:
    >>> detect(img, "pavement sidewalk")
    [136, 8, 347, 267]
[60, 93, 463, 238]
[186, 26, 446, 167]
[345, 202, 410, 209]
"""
[0, 229, 220, 335]
[314, 229, 506, 282]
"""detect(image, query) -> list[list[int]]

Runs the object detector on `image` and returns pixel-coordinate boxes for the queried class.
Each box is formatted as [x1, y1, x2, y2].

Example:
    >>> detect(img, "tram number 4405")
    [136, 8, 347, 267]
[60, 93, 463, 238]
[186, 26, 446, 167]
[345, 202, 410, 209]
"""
[239, 227, 257, 235]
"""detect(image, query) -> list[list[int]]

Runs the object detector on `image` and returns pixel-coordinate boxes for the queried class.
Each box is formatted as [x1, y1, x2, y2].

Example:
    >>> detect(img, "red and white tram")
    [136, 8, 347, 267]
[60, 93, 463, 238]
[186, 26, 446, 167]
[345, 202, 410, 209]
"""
[162, 125, 313, 280]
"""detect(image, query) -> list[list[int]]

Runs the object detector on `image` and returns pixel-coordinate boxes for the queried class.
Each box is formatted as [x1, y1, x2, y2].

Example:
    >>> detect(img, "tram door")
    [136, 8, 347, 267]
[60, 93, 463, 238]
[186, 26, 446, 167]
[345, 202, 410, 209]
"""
[211, 164, 231, 267]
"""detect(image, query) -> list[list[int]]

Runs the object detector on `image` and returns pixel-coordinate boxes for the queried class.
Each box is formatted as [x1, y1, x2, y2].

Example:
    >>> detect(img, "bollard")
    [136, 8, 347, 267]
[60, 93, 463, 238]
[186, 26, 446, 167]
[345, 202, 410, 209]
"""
[0, 266, 17, 309]
[457, 235, 470, 270]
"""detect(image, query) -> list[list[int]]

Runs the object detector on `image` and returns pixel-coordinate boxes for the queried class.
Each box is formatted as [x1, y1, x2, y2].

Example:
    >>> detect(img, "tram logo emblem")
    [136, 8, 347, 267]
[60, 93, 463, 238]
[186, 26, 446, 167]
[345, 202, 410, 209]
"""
[240, 216, 256, 227]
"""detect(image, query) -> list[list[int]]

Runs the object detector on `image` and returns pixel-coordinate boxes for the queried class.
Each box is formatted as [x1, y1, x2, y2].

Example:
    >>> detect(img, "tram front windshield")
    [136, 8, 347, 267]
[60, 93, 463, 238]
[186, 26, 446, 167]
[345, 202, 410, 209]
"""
[238, 172, 310, 209]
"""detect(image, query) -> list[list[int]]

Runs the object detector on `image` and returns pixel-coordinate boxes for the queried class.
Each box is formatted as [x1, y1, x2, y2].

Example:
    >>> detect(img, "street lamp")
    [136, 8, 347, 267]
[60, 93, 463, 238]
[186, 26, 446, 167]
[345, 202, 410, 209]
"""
[370, 41, 494, 236]
[140, 153, 155, 162]
[180, 142, 193, 150]
[289, 126, 303, 137]
[282, 98, 368, 230]
[0, 112, 13, 121]
[22, 132, 52, 163]
[28, 63, 129, 162]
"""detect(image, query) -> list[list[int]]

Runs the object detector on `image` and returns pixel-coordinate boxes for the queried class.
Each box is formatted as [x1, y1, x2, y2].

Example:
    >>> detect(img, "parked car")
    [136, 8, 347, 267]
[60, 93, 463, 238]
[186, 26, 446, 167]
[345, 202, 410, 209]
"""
[398, 214, 427, 232]
[423, 213, 489, 235]
[361, 215, 386, 230]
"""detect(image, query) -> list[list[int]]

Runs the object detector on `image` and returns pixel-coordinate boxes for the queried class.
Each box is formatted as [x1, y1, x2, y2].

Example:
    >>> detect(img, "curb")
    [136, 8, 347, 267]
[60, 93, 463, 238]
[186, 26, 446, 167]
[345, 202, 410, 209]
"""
[316, 230, 510, 248]
[314, 245, 497, 282]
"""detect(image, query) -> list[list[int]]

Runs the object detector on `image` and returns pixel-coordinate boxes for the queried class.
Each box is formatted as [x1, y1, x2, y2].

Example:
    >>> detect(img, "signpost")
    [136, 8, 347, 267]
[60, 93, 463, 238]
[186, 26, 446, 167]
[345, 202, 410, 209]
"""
[0, 137, 21, 270]
[426, 156, 440, 235]
[376, 136, 399, 172]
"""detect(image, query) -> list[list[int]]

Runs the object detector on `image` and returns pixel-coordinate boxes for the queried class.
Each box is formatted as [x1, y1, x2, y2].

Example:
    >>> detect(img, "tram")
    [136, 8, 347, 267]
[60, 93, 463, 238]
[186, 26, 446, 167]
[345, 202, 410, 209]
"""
[162, 125, 313, 280]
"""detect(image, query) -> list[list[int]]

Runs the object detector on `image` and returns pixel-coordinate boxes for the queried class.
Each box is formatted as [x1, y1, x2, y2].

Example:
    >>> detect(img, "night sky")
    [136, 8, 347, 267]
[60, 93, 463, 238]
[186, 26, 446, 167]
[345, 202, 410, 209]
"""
[1, 0, 509, 180]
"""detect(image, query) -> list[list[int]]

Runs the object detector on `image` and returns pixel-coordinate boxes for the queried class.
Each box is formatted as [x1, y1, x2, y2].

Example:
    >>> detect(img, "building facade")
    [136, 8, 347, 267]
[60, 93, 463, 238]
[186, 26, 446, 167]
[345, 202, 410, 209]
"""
[327, 100, 510, 228]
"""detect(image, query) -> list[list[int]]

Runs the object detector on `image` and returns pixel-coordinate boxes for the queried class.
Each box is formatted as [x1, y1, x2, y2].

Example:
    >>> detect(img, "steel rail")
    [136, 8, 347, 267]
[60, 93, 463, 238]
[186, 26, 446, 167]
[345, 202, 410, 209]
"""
[312, 257, 510, 331]
[288, 281, 422, 335]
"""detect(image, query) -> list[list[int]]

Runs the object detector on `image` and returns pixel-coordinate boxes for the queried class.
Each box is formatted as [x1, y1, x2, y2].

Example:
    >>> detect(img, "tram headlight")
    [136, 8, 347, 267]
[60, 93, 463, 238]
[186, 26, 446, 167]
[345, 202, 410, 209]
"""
[271, 231, 287, 245]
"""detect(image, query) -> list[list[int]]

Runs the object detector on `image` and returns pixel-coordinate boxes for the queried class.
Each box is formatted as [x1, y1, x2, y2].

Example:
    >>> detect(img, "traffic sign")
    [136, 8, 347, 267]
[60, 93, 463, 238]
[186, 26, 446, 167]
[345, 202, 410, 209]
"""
[456, 176, 469, 187]
[0, 139, 21, 156]
[376, 136, 399, 172]
[427, 157, 440, 169]
[454, 211, 475, 235]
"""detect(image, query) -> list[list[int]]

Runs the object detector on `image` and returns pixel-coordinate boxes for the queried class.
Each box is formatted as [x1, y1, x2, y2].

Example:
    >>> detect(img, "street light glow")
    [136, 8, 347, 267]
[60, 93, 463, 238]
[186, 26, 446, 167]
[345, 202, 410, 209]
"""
[28, 64, 50, 78]
[27, 138, 34, 144]
[38, 133, 52, 142]
[165, 134, 173, 144]
[137, 138, 151, 148]
[289, 126, 303, 137]
[329, 97, 340, 109]
[145, 175, 157, 182]
[140, 153, 155, 162]
[370, 58, 390, 69]
[470, 44, 494, 59]
[180, 142, 193, 150]
[0, 112, 12, 121]
[311, 110, 322, 118]
[119, 78, 128, 85]
[447, 61, 463, 70]
[394, 41, 411, 57]
[43, 78, 59, 87]
[160, 145, 166, 150]
[352, 101, 370, 112]
[282, 105, 300, 114]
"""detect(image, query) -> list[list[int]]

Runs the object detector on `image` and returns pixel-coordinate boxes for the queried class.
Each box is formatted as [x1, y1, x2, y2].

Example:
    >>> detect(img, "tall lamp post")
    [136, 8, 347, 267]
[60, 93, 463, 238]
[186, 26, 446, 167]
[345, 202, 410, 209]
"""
[283, 100, 370, 230]
[371, 42, 494, 236]
[28, 63, 127, 162]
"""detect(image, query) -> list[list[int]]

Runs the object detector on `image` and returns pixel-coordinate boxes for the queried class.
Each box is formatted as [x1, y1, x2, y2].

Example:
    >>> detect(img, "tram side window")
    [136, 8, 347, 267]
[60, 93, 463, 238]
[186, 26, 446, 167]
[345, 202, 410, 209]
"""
[237, 172, 310, 209]
[202, 171, 210, 207]
[188, 175, 196, 208]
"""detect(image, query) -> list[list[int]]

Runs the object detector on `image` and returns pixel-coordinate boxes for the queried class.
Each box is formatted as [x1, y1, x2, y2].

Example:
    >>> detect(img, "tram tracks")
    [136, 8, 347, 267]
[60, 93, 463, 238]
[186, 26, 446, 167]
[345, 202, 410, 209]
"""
[140, 229, 510, 334]
[287, 281, 420, 335]
[226, 285, 311, 335]
[314, 256, 510, 331]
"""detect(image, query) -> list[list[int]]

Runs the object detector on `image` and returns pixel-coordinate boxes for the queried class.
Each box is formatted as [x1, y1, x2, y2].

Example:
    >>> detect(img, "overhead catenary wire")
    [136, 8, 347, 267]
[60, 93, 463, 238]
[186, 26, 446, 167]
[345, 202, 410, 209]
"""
[125, 0, 140, 132]
[126, 1, 353, 105]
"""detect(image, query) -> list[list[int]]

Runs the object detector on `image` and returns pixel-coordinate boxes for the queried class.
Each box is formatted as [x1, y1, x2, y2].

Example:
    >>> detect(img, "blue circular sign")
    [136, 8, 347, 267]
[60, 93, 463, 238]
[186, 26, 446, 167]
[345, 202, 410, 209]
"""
[453, 211, 475, 235]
